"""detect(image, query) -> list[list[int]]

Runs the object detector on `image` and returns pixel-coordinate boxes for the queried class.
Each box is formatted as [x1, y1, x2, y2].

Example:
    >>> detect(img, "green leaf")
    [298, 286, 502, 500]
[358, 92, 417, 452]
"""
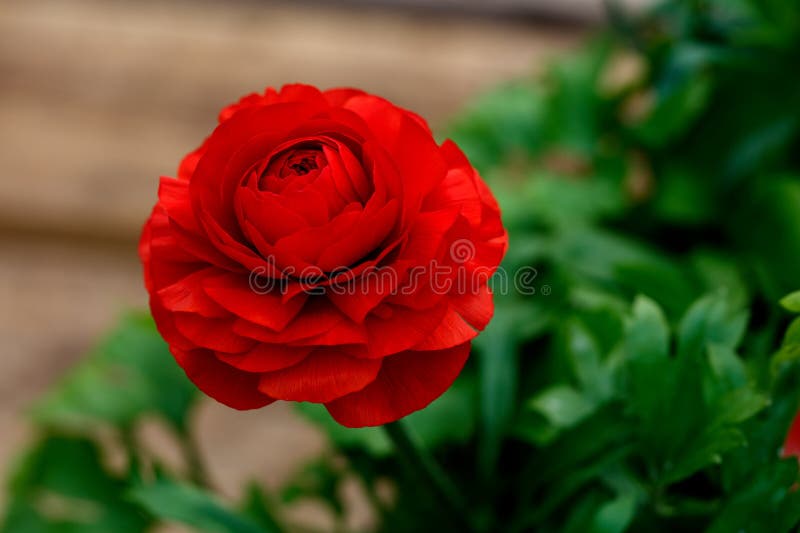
[31, 312, 197, 432]
[613, 261, 696, 318]
[707, 460, 800, 533]
[129, 479, 266, 533]
[528, 385, 596, 429]
[445, 81, 544, 173]
[732, 179, 800, 298]
[632, 74, 713, 148]
[780, 291, 800, 313]
[625, 296, 670, 363]
[524, 174, 626, 228]
[592, 493, 637, 533]
[404, 374, 477, 449]
[710, 388, 770, 428]
[240, 484, 283, 533]
[1, 435, 149, 533]
[677, 293, 748, 359]
[565, 320, 612, 401]
[622, 297, 672, 443]
[706, 343, 748, 388]
[661, 427, 747, 486]
[474, 312, 518, 478]
[771, 317, 800, 375]
[543, 38, 612, 154]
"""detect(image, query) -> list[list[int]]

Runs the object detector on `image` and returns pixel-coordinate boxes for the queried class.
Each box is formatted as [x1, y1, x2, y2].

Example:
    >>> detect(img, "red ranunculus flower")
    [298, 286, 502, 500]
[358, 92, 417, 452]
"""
[139, 84, 507, 427]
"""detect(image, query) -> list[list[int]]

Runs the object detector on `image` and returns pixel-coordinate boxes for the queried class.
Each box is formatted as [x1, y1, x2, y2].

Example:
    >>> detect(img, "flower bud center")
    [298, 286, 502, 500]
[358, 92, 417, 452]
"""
[286, 153, 318, 176]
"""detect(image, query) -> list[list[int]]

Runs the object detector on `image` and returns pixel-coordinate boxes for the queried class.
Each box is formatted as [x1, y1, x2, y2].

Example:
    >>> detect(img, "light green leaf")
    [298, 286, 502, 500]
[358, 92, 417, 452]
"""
[780, 291, 800, 313]
[706, 343, 748, 388]
[592, 493, 637, 533]
[566, 320, 612, 401]
[129, 479, 266, 533]
[625, 296, 670, 362]
[677, 294, 748, 359]
[528, 385, 596, 429]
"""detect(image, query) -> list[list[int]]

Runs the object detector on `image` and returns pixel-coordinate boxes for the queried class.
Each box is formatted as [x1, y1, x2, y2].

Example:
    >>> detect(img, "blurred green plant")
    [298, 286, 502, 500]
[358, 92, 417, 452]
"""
[4, 0, 800, 531]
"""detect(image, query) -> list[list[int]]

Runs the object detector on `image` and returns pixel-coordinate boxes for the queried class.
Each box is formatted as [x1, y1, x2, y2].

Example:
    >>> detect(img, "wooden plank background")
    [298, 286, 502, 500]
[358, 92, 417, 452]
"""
[0, 0, 583, 527]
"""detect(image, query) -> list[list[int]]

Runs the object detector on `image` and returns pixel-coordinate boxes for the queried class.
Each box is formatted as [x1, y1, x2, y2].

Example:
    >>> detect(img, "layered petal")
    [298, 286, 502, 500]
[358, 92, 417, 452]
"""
[174, 348, 274, 410]
[325, 343, 471, 427]
[258, 350, 381, 403]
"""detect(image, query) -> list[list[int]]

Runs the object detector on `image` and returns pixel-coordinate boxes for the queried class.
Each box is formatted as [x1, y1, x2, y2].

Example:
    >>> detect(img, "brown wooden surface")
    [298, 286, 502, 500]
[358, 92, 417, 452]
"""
[0, 0, 583, 524]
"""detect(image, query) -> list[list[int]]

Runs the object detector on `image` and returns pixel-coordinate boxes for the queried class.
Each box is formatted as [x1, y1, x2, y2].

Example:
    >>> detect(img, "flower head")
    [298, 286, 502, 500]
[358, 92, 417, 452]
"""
[140, 84, 507, 427]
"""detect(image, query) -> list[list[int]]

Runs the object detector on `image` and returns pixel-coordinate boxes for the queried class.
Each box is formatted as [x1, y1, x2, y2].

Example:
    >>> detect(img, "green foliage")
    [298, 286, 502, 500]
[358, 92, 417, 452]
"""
[1, 436, 149, 533]
[32, 312, 197, 432]
[129, 479, 270, 533]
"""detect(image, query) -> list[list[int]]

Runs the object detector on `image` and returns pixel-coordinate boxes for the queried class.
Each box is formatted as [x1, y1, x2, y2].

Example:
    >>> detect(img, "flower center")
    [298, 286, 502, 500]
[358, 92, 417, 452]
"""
[257, 145, 328, 192]
[286, 152, 318, 176]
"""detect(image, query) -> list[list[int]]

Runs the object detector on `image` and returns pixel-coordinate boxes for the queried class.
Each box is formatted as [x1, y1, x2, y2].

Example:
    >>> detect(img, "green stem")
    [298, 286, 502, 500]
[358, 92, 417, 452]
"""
[383, 420, 477, 532]
[121, 426, 144, 482]
[179, 427, 211, 489]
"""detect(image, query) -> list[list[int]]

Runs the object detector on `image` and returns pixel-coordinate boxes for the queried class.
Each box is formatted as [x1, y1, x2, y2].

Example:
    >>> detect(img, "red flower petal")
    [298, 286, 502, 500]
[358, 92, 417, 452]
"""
[412, 305, 478, 351]
[235, 186, 311, 243]
[233, 299, 351, 344]
[174, 348, 274, 410]
[325, 343, 471, 427]
[258, 350, 381, 403]
[361, 302, 449, 358]
[343, 95, 445, 218]
[156, 268, 229, 318]
[323, 87, 367, 107]
[158, 177, 202, 233]
[203, 272, 307, 331]
[172, 314, 256, 354]
[316, 200, 398, 272]
[191, 103, 317, 239]
[450, 285, 495, 331]
[216, 344, 311, 373]
[177, 143, 206, 180]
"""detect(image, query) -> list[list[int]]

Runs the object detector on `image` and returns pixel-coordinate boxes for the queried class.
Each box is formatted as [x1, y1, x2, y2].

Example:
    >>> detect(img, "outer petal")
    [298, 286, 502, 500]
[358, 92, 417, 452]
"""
[177, 143, 206, 181]
[139, 209, 155, 291]
[258, 350, 381, 403]
[450, 285, 495, 331]
[216, 344, 311, 373]
[323, 87, 367, 107]
[174, 348, 274, 410]
[172, 314, 256, 354]
[325, 343, 471, 427]
[359, 302, 449, 358]
[202, 272, 307, 331]
[412, 306, 478, 351]
[233, 299, 352, 344]
[156, 268, 229, 318]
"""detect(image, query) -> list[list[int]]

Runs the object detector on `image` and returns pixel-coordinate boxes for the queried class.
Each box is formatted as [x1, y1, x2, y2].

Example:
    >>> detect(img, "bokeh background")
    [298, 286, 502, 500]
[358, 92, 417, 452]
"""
[0, 0, 645, 528]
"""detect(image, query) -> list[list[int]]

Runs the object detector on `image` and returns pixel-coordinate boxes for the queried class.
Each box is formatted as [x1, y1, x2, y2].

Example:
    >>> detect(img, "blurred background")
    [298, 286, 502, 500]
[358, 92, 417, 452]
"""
[0, 0, 650, 528]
